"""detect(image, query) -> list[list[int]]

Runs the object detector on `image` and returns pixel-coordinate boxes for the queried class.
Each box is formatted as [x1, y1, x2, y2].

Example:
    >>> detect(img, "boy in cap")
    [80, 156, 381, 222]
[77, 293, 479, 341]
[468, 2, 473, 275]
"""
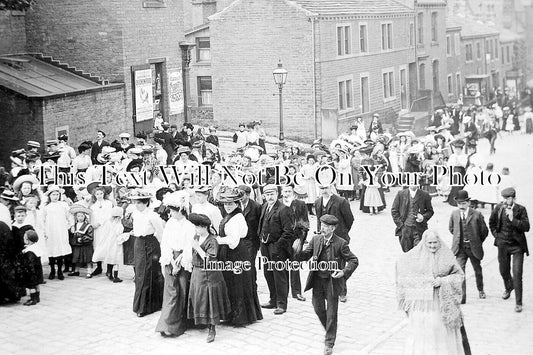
[489, 187, 530, 312]
[91, 130, 110, 164]
[296, 214, 358, 355]
[233, 123, 248, 149]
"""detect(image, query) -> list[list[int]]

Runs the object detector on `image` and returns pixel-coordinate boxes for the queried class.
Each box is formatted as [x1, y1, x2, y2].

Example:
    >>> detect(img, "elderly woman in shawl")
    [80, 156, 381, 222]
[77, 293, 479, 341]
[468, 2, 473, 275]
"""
[396, 230, 471, 355]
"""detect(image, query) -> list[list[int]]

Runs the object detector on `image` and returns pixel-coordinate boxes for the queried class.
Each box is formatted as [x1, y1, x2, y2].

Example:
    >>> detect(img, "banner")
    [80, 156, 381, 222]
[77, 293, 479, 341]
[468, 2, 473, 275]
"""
[168, 68, 184, 115]
[134, 69, 153, 122]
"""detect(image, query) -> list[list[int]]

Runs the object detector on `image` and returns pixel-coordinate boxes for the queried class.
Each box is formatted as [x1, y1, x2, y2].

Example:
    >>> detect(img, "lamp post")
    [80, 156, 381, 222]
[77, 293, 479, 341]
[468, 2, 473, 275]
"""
[273, 60, 288, 146]
[179, 41, 196, 123]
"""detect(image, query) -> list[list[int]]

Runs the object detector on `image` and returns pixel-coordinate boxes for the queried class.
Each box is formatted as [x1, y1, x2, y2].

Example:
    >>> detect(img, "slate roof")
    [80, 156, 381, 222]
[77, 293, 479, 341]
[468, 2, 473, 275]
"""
[292, 0, 413, 15]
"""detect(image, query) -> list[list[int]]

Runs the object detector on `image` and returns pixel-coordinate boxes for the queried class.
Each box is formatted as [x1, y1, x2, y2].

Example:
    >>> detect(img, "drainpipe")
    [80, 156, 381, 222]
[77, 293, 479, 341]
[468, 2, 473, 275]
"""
[311, 15, 318, 139]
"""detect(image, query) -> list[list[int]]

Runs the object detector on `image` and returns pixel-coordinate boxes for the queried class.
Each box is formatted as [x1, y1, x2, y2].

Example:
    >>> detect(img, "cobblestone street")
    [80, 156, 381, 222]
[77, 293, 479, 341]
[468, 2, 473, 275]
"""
[2, 134, 533, 355]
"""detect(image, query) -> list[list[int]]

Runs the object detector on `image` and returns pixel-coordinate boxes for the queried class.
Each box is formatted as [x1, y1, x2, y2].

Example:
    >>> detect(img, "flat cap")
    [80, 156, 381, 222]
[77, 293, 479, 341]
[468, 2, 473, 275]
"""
[262, 184, 278, 194]
[501, 187, 516, 198]
[237, 185, 252, 194]
[320, 214, 338, 226]
[188, 213, 212, 227]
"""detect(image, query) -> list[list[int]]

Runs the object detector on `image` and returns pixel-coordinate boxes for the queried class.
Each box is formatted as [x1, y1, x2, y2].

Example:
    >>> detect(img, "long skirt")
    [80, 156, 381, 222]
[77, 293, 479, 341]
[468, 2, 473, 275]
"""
[360, 185, 386, 213]
[72, 245, 94, 264]
[133, 235, 163, 315]
[123, 237, 135, 266]
[155, 266, 191, 336]
[221, 241, 263, 326]
[188, 267, 231, 325]
[446, 166, 466, 207]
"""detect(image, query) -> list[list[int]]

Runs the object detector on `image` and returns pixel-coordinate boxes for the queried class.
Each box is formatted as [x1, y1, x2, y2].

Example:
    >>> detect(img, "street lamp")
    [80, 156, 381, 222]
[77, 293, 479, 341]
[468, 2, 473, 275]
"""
[179, 41, 196, 123]
[273, 60, 288, 146]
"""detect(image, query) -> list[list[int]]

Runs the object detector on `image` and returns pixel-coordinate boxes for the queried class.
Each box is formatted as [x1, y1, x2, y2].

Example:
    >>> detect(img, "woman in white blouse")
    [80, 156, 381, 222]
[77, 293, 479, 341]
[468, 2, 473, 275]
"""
[156, 192, 195, 337]
[216, 187, 263, 326]
[129, 190, 165, 317]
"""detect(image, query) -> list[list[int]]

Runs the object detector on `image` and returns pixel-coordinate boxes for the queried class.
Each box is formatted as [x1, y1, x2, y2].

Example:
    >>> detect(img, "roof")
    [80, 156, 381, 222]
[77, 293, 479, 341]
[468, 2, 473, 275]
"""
[448, 15, 499, 38]
[446, 16, 463, 30]
[499, 27, 523, 43]
[0, 55, 106, 98]
[291, 0, 413, 15]
[416, 0, 446, 5]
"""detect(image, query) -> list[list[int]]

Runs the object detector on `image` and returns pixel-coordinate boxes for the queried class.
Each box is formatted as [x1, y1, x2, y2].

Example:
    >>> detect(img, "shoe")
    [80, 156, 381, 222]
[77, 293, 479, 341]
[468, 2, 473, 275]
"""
[502, 289, 512, 300]
[113, 271, 122, 283]
[206, 327, 216, 343]
[86, 274, 93, 279]
[324, 346, 334, 355]
[261, 302, 276, 309]
[273, 308, 286, 315]
[136, 313, 146, 317]
[479, 291, 486, 299]
[57, 271, 64, 280]
[339, 296, 347, 303]
[461, 299, 466, 305]
[294, 294, 306, 302]
[91, 268, 102, 277]
[515, 305, 523, 313]
[23, 293, 39, 306]
[48, 269, 55, 280]
[113, 277, 123, 283]
[68, 272, 80, 277]
[106, 272, 113, 281]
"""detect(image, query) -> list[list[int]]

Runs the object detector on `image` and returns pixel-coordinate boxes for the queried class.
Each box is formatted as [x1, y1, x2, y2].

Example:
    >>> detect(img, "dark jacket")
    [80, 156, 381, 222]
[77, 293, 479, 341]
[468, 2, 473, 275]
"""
[242, 199, 261, 252]
[91, 140, 110, 164]
[391, 188, 434, 237]
[288, 198, 309, 240]
[449, 208, 489, 260]
[258, 200, 295, 259]
[297, 233, 358, 293]
[315, 194, 354, 242]
[489, 203, 530, 255]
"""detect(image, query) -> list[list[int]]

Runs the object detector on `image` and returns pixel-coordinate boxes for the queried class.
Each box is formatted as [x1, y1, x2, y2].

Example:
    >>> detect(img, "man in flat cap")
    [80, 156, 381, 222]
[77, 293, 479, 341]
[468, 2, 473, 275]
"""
[489, 187, 530, 312]
[296, 214, 358, 355]
[258, 184, 295, 314]
[91, 130, 110, 165]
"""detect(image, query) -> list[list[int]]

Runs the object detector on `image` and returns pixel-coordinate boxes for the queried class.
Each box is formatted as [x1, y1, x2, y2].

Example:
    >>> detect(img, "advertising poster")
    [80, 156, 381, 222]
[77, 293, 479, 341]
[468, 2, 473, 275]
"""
[168, 68, 184, 115]
[134, 68, 154, 122]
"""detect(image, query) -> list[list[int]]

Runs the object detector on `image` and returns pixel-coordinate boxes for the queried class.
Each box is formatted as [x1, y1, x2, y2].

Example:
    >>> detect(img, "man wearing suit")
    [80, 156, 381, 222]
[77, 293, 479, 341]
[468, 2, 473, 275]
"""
[154, 122, 175, 164]
[297, 215, 358, 355]
[391, 185, 434, 252]
[281, 184, 309, 302]
[258, 184, 295, 315]
[315, 184, 354, 302]
[489, 187, 530, 313]
[449, 190, 489, 304]
[238, 185, 261, 287]
[91, 130, 109, 165]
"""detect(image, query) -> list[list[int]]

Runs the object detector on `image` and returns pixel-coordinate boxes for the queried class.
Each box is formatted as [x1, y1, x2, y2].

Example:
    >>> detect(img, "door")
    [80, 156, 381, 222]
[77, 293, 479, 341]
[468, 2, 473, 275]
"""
[400, 68, 407, 110]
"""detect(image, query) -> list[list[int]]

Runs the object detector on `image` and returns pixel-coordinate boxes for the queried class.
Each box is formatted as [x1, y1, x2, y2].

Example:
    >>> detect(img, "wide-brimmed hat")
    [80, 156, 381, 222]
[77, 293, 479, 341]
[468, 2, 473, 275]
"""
[27, 141, 40, 149]
[188, 213, 211, 227]
[127, 147, 143, 155]
[46, 139, 58, 146]
[86, 181, 112, 195]
[126, 159, 144, 172]
[69, 203, 92, 216]
[128, 189, 153, 200]
[454, 190, 471, 202]
[45, 185, 64, 196]
[192, 140, 203, 149]
[119, 133, 131, 139]
[397, 131, 416, 139]
[194, 186, 211, 194]
[0, 189, 19, 201]
[217, 187, 245, 203]
[13, 175, 40, 192]
[450, 139, 465, 148]
[177, 146, 191, 155]
[434, 134, 445, 142]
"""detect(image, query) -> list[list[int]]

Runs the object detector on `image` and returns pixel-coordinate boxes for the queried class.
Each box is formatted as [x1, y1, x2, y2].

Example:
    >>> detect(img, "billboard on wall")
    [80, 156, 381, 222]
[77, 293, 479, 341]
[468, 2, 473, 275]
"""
[134, 68, 154, 122]
[168, 69, 183, 115]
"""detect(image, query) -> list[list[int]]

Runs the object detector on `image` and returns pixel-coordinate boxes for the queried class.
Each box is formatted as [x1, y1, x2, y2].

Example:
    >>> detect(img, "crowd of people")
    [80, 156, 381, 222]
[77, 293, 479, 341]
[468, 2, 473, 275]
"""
[0, 92, 531, 354]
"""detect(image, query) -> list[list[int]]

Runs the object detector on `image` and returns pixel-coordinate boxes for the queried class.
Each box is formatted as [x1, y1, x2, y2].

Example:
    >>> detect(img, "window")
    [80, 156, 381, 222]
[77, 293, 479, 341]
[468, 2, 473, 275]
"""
[196, 37, 211, 62]
[381, 23, 393, 50]
[486, 39, 490, 55]
[359, 24, 368, 53]
[382, 69, 395, 100]
[454, 33, 460, 54]
[447, 74, 453, 94]
[466, 43, 473, 61]
[432, 60, 439, 91]
[477, 42, 481, 60]
[446, 35, 451, 56]
[456, 73, 461, 96]
[431, 12, 438, 42]
[360, 75, 370, 113]
[409, 22, 414, 46]
[197, 76, 212, 106]
[419, 63, 426, 89]
[417, 13, 424, 44]
[338, 78, 353, 111]
[506, 45, 510, 63]
[337, 25, 351, 56]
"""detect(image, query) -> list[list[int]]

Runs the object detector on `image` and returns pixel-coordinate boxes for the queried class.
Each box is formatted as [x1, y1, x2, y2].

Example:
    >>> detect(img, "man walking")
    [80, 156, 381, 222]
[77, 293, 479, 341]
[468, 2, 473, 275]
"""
[489, 187, 530, 312]
[258, 184, 295, 314]
[391, 185, 434, 252]
[449, 190, 489, 303]
[297, 215, 358, 355]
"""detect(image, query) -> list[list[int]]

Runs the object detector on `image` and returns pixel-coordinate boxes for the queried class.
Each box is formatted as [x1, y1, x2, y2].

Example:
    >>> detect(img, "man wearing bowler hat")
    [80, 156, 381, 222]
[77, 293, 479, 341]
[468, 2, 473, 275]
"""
[449, 190, 489, 303]
[297, 214, 358, 355]
[258, 184, 295, 314]
[489, 187, 530, 312]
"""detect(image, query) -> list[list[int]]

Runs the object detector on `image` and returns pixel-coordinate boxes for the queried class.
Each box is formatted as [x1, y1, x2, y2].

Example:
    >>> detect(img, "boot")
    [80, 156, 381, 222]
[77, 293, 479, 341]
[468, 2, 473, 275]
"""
[48, 258, 56, 280]
[113, 271, 123, 283]
[91, 262, 103, 276]
[56, 258, 64, 280]
[206, 325, 216, 343]
[106, 264, 114, 281]
[23, 293, 39, 306]
[36, 292, 40, 303]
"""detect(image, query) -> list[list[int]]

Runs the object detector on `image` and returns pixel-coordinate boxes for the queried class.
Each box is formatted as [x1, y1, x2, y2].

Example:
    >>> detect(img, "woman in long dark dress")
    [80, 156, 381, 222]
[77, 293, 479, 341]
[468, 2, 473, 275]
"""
[188, 213, 231, 343]
[217, 188, 263, 326]
[129, 190, 165, 317]
[446, 140, 467, 206]
[156, 192, 195, 337]
[0, 221, 26, 304]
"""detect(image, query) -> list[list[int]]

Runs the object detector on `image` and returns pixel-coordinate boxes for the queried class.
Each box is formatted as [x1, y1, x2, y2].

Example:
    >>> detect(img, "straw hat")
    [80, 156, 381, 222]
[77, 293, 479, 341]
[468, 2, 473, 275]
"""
[0, 189, 19, 201]
[69, 203, 92, 215]
[217, 187, 245, 203]
[128, 189, 153, 200]
[13, 175, 40, 192]
[86, 181, 112, 195]
[45, 185, 65, 196]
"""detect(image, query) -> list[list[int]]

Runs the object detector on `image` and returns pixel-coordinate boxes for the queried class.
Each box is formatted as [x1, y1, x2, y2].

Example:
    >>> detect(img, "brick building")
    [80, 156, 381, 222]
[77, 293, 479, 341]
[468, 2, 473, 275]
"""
[208, 0, 416, 141]
[445, 16, 464, 103]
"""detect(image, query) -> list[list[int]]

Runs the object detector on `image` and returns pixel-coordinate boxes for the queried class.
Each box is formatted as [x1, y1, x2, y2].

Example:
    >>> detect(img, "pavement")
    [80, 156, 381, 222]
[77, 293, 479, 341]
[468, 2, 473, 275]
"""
[1, 133, 533, 355]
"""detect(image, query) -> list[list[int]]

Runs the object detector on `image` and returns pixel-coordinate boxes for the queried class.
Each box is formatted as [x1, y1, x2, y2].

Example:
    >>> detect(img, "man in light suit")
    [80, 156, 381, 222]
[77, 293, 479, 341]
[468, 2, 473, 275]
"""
[297, 214, 358, 355]
[449, 190, 489, 303]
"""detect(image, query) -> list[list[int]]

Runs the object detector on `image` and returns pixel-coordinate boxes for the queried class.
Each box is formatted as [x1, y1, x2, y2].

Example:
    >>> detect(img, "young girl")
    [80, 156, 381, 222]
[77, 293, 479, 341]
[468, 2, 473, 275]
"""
[89, 184, 113, 277]
[21, 230, 44, 306]
[102, 206, 125, 283]
[68, 204, 94, 278]
[43, 185, 71, 280]
[187, 213, 231, 343]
